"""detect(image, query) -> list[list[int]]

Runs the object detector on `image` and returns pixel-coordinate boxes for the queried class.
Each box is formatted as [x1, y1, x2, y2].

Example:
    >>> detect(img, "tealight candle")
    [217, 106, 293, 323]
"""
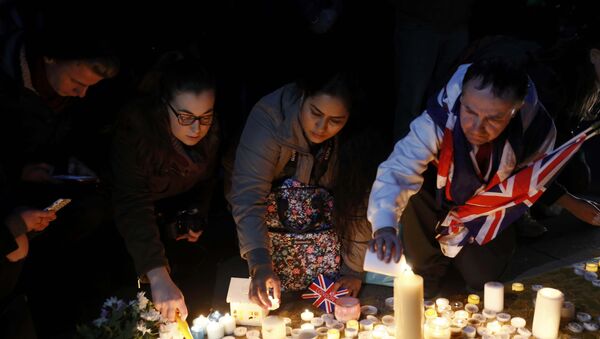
[424, 300, 435, 309]
[385, 297, 394, 310]
[462, 325, 476, 338]
[586, 261, 599, 272]
[206, 320, 225, 339]
[501, 324, 516, 334]
[436, 298, 450, 308]
[346, 320, 359, 330]
[510, 317, 526, 329]
[561, 301, 575, 320]
[511, 282, 524, 292]
[246, 329, 260, 338]
[464, 303, 478, 314]
[219, 313, 236, 335]
[298, 329, 318, 339]
[359, 319, 373, 331]
[310, 317, 324, 327]
[532, 287, 564, 339]
[454, 310, 469, 320]
[486, 320, 501, 333]
[234, 327, 247, 337]
[344, 327, 358, 338]
[357, 331, 371, 339]
[291, 328, 303, 338]
[517, 327, 531, 337]
[424, 317, 450, 339]
[327, 328, 340, 339]
[425, 310, 437, 322]
[583, 321, 599, 332]
[366, 315, 379, 323]
[467, 294, 480, 305]
[496, 313, 511, 323]
[381, 315, 394, 327]
[567, 322, 583, 333]
[325, 319, 337, 328]
[482, 309, 497, 320]
[472, 313, 486, 322]
[316, 327, 329, 336]
[360, 305, 378, 316]
[335, 297, 361, 322]
[531, 284, 543, 292]
[332, 322, 345, 331]
[191, 324, 205, 339]
[576, 312, 591, 322]
[484, 282, 504, 312]
[301, 323, 315, 330]
[261, 316, 286, 339]
[477, 327, 490, 336]
[301, 310, 314, 322]
[467, 318, 480, 327]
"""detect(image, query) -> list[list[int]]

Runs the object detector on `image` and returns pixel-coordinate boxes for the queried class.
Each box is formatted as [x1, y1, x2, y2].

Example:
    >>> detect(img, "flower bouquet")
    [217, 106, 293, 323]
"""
[77, 292, 187, 339]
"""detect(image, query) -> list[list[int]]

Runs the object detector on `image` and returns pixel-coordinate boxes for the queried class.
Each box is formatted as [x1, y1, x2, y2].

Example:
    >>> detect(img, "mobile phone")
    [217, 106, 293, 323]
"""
[44, 198, 72, 212]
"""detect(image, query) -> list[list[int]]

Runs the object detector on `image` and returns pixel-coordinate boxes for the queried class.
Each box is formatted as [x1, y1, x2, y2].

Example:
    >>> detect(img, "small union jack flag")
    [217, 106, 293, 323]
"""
[301, 274, 348, 313]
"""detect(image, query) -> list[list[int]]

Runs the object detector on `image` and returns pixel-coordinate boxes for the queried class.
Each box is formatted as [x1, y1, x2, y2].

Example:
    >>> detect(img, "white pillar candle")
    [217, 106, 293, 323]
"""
[219, 313, 236, 335]
[532, 287, 564, 339]
[301, 310, 314, 322]
[394, 256, 424, 339]
[424, 317, 450, 339]
[262, 316, 286, 339]
[484, 282, 504, 312]
[206, 320, 225, 339]
[193, 315, 209, 330]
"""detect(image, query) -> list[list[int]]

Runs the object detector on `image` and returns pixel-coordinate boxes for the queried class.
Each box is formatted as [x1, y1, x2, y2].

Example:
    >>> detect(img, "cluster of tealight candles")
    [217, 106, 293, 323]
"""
[191, 311, 236, 339]
[573, 259, 600, 288]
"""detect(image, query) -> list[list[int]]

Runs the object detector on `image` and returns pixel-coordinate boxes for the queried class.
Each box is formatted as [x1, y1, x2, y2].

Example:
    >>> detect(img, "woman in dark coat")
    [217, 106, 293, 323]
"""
[112, 56, 219, 321]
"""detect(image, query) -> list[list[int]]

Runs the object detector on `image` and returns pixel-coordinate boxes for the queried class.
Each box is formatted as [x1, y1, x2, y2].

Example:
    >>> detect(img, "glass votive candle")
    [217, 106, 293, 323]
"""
[346, 320, 359, 331]
[424, 317, 451, 339]
[451, 301, 464, 311]
[335, 297, 361, 322]
[310, 317, 324, 327]
[510, 317, 526, 329]
[425, 308, 438, 320]
[482, 309, 497, 321]
[464, 303, 479, 315]
[467, 294, 480, 305]
[517, 327, 531, 337]
[496, 313, 511, 324]
[359, 319, 374, 331]
[462, 325, 476, 338]
[424, 300, 435, 309]
[344, 327, 358, 338]
[381, 315, 394, 327]
[316, 327, 329, 336]
[327, 328, 340, 339]
[454, 310, 469, 320]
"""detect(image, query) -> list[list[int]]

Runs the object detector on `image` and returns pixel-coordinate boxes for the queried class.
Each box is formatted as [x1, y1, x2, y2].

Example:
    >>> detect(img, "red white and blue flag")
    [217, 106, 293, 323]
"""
[301, 274, 349, 313]
[437, 121, 600, 257]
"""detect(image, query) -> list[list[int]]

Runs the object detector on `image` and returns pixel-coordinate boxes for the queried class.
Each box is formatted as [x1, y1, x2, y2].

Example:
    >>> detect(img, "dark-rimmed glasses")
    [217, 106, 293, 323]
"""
[165, 101, 213, 126]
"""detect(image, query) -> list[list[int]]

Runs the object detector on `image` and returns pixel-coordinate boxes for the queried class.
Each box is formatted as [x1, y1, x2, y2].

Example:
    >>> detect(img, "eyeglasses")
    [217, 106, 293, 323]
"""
[165, 101, 213, 126]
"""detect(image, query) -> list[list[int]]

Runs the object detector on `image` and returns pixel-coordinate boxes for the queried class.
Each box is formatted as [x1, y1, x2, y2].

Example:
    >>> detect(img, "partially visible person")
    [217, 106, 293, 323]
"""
[228, 65, 381, 309]
[368, 58, 557, 296]
[112, 54, 219, 322]
[0, 24, 119, 185]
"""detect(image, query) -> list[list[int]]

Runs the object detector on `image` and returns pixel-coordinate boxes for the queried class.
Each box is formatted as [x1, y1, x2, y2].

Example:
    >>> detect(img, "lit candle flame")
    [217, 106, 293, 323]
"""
[399, 255, 413, 274]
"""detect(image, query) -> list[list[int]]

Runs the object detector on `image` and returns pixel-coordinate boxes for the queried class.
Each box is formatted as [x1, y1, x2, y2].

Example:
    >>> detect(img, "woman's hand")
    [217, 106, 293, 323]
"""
[249, 264, 281, 309]
[368, 226, 403, 263]
[558, 193, 600, 226]
[332, 275, 362, 297]
[21, 209, 56, 232]
[176, 229, 203, 242]
[5, 234, 29, 262]
[147, 267, 188, 322]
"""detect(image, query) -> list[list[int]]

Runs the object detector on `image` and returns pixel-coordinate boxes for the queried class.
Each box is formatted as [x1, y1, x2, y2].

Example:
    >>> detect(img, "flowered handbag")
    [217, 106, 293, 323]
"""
[265, 178, 341, 291]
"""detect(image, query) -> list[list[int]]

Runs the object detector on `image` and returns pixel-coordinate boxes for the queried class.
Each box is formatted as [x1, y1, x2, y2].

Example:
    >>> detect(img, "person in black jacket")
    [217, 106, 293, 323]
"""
[112, 55, 219, 322]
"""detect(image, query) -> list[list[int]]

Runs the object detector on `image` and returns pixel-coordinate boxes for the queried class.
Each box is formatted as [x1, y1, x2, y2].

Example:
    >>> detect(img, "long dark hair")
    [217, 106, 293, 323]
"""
[567, 28, 600, 123]
[116, 53, 216, 174]
[296, 67, 385, 243]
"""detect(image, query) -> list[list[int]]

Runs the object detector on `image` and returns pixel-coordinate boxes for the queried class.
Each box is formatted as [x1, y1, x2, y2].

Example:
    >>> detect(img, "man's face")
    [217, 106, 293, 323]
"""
[45, 59, 104, 97]
[459, 79, 524, 145]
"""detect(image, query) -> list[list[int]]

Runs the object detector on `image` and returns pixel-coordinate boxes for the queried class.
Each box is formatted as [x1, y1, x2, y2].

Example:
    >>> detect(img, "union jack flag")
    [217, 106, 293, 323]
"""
[301, 274, 349, 313]
[438, 121, 600, 257]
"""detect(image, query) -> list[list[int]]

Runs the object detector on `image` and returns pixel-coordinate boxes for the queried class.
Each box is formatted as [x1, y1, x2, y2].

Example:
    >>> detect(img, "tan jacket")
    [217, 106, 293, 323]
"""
[228, 83, 370, 274]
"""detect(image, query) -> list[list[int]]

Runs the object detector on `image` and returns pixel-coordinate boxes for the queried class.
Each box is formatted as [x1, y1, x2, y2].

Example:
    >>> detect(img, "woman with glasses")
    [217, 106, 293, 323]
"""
[111, 55, 219, 322]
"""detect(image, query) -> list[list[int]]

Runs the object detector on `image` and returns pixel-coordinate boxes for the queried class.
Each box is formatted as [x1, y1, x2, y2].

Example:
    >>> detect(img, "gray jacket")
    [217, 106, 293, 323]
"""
[228, 83, 370, 276]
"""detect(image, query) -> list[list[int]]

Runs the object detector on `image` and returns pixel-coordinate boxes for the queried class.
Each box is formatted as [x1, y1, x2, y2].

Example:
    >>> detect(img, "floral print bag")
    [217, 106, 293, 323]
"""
[265, 178, 341, 291]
